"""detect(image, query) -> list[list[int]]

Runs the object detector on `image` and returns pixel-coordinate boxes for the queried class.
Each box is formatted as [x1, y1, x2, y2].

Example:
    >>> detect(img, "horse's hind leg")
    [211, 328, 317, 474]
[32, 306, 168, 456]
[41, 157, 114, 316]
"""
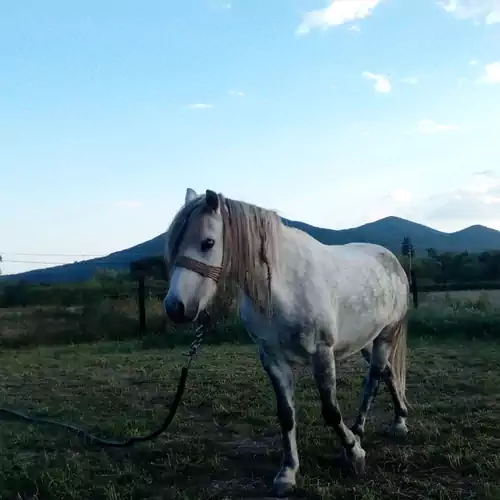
[352, 323, 409, 439]
[350, 341, 384, 439]
[312, 343, 366, 475]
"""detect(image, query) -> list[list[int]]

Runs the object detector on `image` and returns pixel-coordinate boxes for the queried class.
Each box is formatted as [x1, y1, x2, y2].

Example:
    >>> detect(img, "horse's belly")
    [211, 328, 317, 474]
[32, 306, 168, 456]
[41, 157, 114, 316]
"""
[246, 325, 313, 364]
[333, 284, 400, 359]
[333, 322, 384, 361]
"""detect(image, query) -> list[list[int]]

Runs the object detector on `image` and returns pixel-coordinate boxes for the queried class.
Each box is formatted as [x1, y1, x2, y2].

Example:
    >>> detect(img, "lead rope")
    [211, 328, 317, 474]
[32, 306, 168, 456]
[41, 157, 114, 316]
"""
[0, 312, 211, 448]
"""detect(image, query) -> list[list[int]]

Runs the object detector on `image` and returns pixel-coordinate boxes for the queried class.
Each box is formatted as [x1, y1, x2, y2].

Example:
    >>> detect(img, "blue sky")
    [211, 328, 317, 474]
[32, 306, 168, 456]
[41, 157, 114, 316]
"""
[1, 0, 500, 275]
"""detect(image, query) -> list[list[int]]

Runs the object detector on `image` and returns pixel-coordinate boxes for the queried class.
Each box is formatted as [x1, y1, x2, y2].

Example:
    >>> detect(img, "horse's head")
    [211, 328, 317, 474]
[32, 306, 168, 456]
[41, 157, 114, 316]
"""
[163, 188, 226, 323]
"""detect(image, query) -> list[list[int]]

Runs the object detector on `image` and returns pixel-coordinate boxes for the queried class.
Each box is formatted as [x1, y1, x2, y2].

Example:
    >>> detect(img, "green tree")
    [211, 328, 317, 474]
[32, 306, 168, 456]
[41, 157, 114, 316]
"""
[478, 251, 500, 280]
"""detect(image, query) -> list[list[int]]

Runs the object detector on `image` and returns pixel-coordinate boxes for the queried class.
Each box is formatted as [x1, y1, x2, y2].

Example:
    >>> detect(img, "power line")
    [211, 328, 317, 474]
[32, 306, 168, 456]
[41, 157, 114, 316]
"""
[0, 251, 108, 258]
[1, 252, 163, 260]
[1, 259, 138, 266]
[2, 259, 93, 265]
[0, 252, 166, 271]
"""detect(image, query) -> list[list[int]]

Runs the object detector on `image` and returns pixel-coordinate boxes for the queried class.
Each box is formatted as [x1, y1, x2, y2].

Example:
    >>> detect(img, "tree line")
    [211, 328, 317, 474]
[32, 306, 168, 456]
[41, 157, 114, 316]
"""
[3, 243, 500, 308]
[400, 237, 500, 287]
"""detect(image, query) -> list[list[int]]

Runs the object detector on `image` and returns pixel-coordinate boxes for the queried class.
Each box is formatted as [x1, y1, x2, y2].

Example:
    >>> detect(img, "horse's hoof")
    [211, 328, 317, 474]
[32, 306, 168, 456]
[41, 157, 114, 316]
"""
[342, 444, 366, 476]
[351, 450, 366, 476]
[391, 419, 409, 438]
[272, 480, 295, 498]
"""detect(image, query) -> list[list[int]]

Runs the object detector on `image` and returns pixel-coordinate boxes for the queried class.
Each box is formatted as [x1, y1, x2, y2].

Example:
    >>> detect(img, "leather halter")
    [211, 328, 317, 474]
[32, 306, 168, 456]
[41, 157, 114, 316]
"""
[174, 256, 223, 282]
[172, 194, 230, 283]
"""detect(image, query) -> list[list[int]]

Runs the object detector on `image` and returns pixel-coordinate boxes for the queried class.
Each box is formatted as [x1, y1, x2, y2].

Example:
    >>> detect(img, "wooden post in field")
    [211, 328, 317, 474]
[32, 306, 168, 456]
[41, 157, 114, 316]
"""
[130, 260, 147, 332]
[131, 256, 168, 332]
[411, 269, 419, 309]
[138, 274, 146, 332]
[401, 236, 418, 309]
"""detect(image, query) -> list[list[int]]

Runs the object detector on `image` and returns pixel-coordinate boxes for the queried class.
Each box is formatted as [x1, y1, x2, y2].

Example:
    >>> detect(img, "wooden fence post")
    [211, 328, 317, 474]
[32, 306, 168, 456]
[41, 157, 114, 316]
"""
[131, 257, 169, 333]
[410, 269, 418, 309]
[137, 273, 146, 332]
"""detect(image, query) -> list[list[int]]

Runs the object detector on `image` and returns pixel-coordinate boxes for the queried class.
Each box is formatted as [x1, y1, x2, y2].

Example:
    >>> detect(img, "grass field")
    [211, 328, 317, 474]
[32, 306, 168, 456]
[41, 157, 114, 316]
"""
[420, 289, 500, 307]
[1, 337, 499, 499]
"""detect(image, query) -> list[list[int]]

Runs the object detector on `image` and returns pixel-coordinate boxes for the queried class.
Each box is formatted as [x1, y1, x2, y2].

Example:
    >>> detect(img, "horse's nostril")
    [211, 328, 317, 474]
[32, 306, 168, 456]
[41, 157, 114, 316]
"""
[174, 300, 185, 318]
[166, 298, 186, 323]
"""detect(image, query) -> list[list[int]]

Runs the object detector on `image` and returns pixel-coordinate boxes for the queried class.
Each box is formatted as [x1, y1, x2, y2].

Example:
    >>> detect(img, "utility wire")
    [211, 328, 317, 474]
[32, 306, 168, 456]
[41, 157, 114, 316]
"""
[1, 259, 152, 266]
[2, 259, 113, 265]
[0, 252, 107, 258]
[1, 253, 162, 261]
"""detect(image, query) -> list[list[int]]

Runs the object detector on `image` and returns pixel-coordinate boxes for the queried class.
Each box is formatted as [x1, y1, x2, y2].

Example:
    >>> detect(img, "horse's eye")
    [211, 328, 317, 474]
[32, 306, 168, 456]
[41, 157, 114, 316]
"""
[201, 238, 215, 252]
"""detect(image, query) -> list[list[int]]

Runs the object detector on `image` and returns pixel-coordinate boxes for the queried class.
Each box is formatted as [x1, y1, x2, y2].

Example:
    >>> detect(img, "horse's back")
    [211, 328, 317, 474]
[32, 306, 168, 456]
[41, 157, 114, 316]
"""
[343, 242, 409, 287]
[318, 242, 409, 354]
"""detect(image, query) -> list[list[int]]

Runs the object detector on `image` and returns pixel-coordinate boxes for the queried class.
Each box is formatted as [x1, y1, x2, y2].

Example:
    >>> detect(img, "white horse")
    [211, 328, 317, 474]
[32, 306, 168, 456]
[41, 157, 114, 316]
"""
[163, 188, 410, 497]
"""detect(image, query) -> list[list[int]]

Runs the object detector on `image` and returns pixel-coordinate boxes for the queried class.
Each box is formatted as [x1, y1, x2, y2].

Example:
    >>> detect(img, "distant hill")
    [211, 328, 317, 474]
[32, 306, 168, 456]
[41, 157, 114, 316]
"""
[3, 215, 500, 284]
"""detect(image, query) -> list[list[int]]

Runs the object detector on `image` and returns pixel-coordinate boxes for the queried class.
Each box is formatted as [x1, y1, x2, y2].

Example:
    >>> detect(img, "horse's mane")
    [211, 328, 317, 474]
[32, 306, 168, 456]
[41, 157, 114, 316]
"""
[165, 192, 283, 316]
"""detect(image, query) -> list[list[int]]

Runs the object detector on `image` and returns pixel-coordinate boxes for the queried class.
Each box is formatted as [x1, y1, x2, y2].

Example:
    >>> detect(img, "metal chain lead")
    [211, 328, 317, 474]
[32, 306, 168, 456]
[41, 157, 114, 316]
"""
[185, 324, 205, 362]
[184, 311, 210, 366]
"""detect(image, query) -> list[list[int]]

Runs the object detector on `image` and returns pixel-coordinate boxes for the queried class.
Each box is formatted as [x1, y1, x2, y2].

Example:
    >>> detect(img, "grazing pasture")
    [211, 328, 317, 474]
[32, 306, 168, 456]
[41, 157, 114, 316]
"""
[0, 335, 499, 499]
[420, 288, 500, 307]
[1, 285, 500, 499]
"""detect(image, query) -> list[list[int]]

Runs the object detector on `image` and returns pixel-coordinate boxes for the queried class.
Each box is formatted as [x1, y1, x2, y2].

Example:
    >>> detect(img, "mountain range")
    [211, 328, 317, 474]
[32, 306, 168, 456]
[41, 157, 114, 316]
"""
[3, 215, 500, 284]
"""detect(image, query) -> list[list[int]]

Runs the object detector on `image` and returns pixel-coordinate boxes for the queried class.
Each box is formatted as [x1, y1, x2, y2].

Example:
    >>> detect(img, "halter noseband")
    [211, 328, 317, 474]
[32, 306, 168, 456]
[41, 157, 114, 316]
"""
[171, 195, 230, 283]
[174, 256, 223, 282]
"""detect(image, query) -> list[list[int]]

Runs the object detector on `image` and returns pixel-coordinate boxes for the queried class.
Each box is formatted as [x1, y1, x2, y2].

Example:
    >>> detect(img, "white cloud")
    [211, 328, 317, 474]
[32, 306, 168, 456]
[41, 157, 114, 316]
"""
[229, 90, 244, 97]
[438, 0, 500, 24]
[360, 171, 500, 231]
[400, 76, 418, 84]
[186, 103, 214, 109]
[466, 170, 500, 194]
[476, 61, 500, 84]
[348, 24, 361, 31]
[112, 201, 143, 209]
[424, 170, 500, 224]
[417, 119, 460, 134]
[296, 0, 383, 35]
[358, 188, 416, 224]
[469, 59, 479, 65]
[390, 189, 414, 203]
[362, 71, 392, 93]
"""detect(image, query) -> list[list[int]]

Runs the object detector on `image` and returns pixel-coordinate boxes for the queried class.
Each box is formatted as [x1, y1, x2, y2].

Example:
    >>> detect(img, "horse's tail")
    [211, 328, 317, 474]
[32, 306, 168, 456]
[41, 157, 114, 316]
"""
[389, 317, 409, 408]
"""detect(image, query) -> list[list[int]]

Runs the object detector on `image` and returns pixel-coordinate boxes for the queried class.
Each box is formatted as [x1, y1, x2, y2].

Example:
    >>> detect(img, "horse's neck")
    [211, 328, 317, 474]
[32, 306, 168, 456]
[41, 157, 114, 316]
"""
[236, 223, 325, 322]
[231, 221, 293, 303]
[280, 223, 320, 262]
[266, 223, 324, 294]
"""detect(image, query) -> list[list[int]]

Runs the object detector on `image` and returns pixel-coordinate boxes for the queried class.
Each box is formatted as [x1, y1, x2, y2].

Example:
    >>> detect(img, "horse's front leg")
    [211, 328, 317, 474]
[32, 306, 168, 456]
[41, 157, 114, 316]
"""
[312, 343, 366, 475]
[259, 351, 299, 497]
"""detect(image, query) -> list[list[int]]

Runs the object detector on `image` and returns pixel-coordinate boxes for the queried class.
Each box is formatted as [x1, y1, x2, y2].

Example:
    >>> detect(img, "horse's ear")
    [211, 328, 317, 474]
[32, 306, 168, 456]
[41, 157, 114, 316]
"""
[205, 189, 219, 211]
[185, 188, 198, 205]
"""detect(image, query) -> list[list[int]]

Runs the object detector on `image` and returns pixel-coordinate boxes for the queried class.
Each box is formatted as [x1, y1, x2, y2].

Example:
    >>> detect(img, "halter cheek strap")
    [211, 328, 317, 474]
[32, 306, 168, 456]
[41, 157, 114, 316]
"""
[174, 256, 222, 282]
[172, 194, 230, 283]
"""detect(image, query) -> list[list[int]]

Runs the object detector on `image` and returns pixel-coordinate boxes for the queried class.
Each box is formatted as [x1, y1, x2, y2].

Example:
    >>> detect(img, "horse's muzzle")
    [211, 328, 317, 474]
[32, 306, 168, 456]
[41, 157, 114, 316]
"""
[164, 297, 191, 324]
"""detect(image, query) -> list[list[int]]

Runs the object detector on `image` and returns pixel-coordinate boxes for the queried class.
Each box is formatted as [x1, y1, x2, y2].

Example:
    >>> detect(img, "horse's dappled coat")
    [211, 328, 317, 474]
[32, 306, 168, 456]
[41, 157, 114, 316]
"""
[163, 188, 410, 497]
